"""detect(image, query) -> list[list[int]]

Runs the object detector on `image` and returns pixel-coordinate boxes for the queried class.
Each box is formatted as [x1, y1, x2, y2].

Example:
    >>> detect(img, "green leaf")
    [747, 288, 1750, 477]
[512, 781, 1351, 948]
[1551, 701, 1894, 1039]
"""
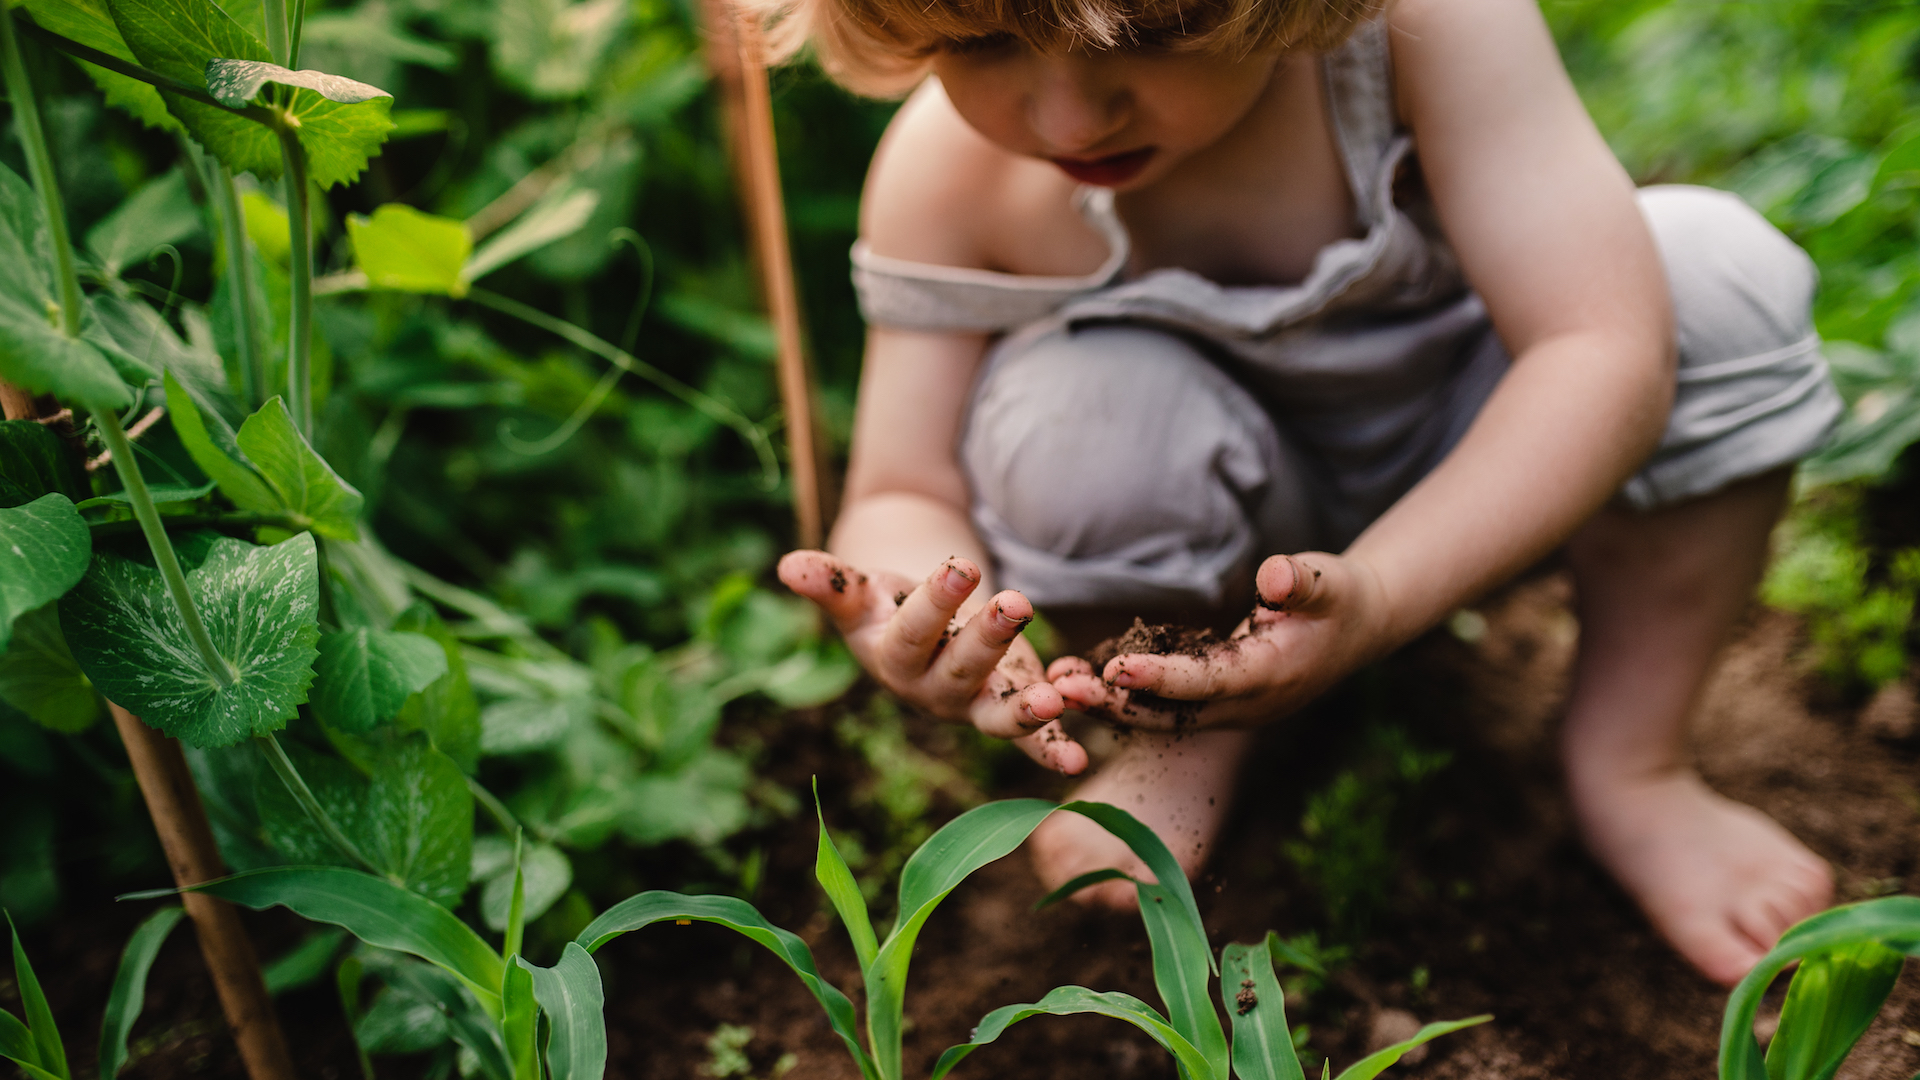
[1220, 940, 1305, 1080]
[60, 534, 320, 748]
[20, 0, 180, 131]
[186, 866, 505, 1015]
[931, 985, 1213, 1080]
[85, 169, 201, 277]
[0, 1008, 35, 1073]
[0, 164, 131, 409]
[0, 604, 105, 734]
[1723, 897, 1920, 1080]
[200, 59, 397, 189]
[0, 420, 87, 509]
[577, 892, 877, 1080]
[474, 838, 571, 933]
[7, 911, 68, 1080]
[260, 928, 347, 995]
[520, 944, 605, 1080]
[98, 906, 187, 1079]
[502, 958, 538, 1080]
[814, 781, 877, 972]
[1032, 868, 1132, 911]
[75, 482, 216, 510]
[312, 627, 448, 733]
[1765, 940, 1904, 1080]
[237, 398, 364, 539]
[364, 955, 512, 1079]
[1330, 1016, 1490, 1080]
[257, 739, 473, 905]
[163, 371, 279, 515]
[347, 204, 471, 296]
[0, 494, 90, 652]
[463, 187, 598, 281]
[392, 604, 480, 772]
[105, 0, 281, 180]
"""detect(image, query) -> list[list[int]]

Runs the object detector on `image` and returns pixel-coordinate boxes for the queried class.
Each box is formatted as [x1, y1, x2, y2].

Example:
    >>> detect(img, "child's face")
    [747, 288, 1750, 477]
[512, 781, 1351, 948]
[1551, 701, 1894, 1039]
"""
[930, 37, 1282, 190]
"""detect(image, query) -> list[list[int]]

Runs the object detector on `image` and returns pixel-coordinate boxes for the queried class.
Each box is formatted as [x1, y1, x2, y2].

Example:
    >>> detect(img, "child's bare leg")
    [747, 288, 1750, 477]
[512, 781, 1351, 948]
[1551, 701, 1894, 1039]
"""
[1563, 466, 1832, 986]
[1028, 727, 1254, 909]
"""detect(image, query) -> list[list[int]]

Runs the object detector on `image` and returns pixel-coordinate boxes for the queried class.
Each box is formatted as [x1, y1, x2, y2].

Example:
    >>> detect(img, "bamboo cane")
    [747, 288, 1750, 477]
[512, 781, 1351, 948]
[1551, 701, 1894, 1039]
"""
[700, 0, 826, 549]
[1, 381, 296, 1080]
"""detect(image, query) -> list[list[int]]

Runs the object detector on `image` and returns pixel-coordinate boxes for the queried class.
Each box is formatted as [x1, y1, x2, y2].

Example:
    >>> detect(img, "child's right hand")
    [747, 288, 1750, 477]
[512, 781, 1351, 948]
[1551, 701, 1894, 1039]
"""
[777, 550, 1087, 775]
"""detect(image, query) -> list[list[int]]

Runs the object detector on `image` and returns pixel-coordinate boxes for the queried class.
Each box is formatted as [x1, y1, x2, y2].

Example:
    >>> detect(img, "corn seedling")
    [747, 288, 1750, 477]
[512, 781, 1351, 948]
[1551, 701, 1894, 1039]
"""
[1720, 895, 1920, 1080]
[3, 907, 188, 1080]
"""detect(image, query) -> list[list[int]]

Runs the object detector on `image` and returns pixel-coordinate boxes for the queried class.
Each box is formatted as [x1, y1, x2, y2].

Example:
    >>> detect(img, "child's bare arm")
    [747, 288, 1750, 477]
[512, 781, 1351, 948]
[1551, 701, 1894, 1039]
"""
[1058, 0, 1675, 727]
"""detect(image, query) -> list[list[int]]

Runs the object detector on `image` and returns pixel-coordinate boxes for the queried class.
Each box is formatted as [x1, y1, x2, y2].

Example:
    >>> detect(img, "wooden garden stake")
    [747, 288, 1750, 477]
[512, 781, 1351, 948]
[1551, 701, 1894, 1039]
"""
[2, 380, 296, 1080]
[700, 0, 826, 549]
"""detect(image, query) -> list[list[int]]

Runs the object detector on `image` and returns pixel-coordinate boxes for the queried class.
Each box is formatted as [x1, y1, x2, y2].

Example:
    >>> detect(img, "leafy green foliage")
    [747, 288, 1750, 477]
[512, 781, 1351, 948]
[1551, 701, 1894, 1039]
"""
[0, 421, 87, 509]
[237, 397, 365, 539]
[61, 534, 320, 747]
[0, 162, 129, 409]
[931, 986, 1213, 1080]
[1721, 896, 1920, 1080]
[19, 0, 180, 131]
[83, 167, 201, 277]
[104, 0, 279, 175]
[0, 605, 105, 733]
[3, 911, 68, 1080]
[311, 627, 447, 732]
[1763, 495, 1920, 688]
[473, 835, 571, 931]
[0, 494, 91, 652]
[347, 203, 471, 296]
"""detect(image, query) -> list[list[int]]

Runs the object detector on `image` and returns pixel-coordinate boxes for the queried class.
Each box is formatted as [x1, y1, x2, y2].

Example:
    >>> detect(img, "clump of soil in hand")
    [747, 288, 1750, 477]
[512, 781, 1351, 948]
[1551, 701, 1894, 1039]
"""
[1085, 618, 1225, 670]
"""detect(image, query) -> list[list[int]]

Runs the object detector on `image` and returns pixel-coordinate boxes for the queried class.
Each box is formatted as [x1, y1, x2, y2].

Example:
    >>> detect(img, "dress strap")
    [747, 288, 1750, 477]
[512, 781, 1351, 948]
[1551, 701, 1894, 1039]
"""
[1320, 17, 1399, 229]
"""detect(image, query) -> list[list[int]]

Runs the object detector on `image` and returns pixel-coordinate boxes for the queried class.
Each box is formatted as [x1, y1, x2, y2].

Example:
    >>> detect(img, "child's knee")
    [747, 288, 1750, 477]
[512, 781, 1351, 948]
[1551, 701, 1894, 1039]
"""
[1638, 185, 1817, 363]
[962, 325, 1306, 606]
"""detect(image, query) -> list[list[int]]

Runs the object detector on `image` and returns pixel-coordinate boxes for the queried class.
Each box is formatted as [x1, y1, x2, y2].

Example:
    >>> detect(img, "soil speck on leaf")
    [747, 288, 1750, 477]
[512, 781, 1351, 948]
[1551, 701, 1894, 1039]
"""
[1236, 980, 1259, 1015]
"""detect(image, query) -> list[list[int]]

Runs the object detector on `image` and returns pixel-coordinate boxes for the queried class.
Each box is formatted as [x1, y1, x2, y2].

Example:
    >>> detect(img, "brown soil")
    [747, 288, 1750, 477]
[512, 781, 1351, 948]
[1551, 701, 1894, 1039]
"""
[19, 576, 1920, 1080]
[1086, 618, 1228, 670]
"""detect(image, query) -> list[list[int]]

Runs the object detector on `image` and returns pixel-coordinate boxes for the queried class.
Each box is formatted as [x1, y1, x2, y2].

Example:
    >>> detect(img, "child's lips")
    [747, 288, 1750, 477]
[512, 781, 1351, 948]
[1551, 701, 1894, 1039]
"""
[1050, 147, 1157, 186]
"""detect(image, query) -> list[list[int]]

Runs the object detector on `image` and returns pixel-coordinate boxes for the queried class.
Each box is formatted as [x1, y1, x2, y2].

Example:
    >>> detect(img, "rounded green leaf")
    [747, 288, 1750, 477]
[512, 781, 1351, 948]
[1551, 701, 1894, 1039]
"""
[0, 494, 90, 652]
[105, 0, 280, 180]
[0, 604, 105, 733]
[347, 204, 471, 297]
[312, 628, 449, 733]
[61, 534, 320, 748]
[0, 419, 88, 509]
[236, 398, 365, 540]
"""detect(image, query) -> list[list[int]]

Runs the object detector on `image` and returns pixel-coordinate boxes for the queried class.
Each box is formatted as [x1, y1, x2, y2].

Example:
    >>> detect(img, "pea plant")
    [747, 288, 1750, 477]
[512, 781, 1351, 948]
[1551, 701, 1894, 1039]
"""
[1720, 896, 1920, 1080]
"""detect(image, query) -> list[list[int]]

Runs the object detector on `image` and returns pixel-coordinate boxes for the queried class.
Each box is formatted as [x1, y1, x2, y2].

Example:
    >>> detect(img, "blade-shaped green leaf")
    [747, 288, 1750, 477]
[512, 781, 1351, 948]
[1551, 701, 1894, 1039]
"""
[75, 483, 217, 510]
[185, 866, 505, 1013]
[7, 912, 67, 1080]
[368, 954, 513, 1080]
[98, 906, 187, 1078]
[85, 169, 201, 277]
[476, 840, 570, 933]
[502, 957, 538, 1080]
[1032, 867, 1133, 911]
[61, 534, 319, 748]
[0, 494, 90, 651]
[1723, 897, 1920, 1080]
[347, 204, 471, 296]
[163, 371, 279, 514]
[521, 945, 605, 1080]
[463, 187, 598, 282]
[931, 985, 1212, 1080]
[261, 928, 347, 995]
[0, 1008, 36, 1072]
[0, 420, 87, 509]
[1221, 940, 1304, 1080]
[312, 627, 448, 733]
[1330, 1016, 1490, 1080]
[814, 781, 877, 972]
[1766, 940, 1903, 1080]
[1058, 801, 1225, 1080]
[237, 398, 364, 539]
[106, 0, 280, 179]
[199, 59, 397, 189]
[872, 799, 1059, 1080]
[0, 604, 103, 733]
[577, 892, 876, 1080]
[19, 0, 179, 131]
[0, 164, 130, 409]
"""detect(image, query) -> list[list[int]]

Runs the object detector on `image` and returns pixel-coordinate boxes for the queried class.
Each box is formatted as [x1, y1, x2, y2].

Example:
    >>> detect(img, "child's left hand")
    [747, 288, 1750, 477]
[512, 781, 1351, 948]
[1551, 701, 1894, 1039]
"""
[1049, 553, 1391, 729]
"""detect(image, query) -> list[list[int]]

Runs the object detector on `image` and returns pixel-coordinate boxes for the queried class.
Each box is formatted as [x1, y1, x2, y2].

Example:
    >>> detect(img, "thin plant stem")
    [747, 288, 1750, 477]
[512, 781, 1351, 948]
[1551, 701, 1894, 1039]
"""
[14, 16, 277, 124]
[255, 732, 381, 875]
[0, 11, 80, 336]
[260, 0, 290, 65]
[97, 410, 239, 687]
[287, 0, 307, 69]
[276, 127, 314, 437]
[88, 510, 307, 539]
[210, 162, 267, 408]
[465, 287, 780, 487]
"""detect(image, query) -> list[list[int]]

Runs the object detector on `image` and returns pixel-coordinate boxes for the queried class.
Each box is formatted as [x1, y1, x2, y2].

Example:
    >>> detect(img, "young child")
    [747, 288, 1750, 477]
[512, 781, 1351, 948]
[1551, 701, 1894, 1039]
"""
[765, 0, 1841, 986]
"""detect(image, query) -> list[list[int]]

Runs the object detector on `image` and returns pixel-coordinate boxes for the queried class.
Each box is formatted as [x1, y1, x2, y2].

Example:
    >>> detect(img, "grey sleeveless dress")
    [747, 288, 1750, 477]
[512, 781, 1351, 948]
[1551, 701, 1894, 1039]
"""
[850, 21, 1843, 609]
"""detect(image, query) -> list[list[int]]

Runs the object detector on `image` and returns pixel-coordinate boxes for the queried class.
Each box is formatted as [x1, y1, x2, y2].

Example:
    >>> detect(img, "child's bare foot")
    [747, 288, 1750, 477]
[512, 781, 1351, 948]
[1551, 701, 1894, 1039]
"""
[1028, 728, 1253, 910]
[1569, 765, 1832, 987]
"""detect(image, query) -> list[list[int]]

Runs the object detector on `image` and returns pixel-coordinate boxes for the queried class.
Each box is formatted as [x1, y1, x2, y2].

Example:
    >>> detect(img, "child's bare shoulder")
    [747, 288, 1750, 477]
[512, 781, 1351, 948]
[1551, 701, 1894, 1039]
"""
[859, 80, 1106, 275]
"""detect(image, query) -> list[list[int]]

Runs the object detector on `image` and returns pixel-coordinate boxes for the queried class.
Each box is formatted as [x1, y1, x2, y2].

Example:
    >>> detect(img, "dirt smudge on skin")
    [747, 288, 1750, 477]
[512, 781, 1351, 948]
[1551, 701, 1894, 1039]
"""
[828, 568, 848, 593]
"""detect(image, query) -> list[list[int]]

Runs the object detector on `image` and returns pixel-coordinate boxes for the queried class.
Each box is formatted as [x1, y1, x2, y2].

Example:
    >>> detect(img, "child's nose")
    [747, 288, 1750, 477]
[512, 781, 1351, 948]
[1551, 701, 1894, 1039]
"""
[1027, 59, 1129, 154]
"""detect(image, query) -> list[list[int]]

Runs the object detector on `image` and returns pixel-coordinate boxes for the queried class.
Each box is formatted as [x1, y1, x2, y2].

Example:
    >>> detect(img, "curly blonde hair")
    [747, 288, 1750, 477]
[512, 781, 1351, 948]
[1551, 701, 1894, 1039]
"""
[739, 0, 1382, 96]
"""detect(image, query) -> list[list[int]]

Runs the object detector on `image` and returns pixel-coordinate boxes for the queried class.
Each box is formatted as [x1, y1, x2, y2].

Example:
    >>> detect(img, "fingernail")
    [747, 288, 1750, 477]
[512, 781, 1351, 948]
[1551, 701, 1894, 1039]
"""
[1111, 664, 1139, 688]
[943, 564, 973, 592]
